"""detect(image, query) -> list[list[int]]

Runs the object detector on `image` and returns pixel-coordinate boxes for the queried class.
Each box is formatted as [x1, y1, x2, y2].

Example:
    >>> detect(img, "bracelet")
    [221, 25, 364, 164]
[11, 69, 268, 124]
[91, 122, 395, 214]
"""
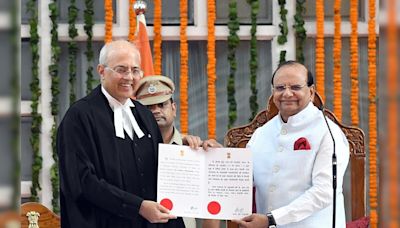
[267, 212, 277, 228]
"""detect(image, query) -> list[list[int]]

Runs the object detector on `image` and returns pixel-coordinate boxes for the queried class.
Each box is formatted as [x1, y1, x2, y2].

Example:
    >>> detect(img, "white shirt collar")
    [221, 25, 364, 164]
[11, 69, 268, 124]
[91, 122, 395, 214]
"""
[101, 86, 144, 139]
[287, 102, 315, 123]
[278, 102, 319, 128]
[101, 86, 135, 110]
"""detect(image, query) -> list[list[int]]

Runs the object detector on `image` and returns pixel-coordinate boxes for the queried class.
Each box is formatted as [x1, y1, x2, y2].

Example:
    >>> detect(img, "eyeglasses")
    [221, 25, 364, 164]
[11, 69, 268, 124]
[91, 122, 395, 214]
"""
[273, 84, 308, 93]
[105, 66, 143, 78]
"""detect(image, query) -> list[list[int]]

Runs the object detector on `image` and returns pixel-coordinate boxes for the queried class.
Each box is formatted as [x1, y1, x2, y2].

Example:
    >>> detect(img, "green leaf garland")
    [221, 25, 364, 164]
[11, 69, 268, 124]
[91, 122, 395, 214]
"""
[84, 0, 96, 94]
[68, 0, 79, 104]
[247, 0, 259, 121]
[277, 0, 288, 45]
[227, 0, 240, 129]
[279, 50, 287, 64]
[293, 0, 307, 63]
[27, 0, 42, 203]
[277, 0, 288, 63]
[49, 0, 60, 213]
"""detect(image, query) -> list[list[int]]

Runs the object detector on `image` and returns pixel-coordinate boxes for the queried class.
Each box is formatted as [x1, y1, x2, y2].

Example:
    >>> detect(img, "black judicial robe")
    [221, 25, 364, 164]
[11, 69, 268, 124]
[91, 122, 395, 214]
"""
[57, 86, 185, 228]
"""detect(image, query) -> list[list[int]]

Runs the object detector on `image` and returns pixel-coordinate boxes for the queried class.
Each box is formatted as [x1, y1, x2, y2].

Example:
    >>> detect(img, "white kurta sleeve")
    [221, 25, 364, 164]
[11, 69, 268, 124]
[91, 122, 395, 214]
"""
[271, 130, 349, 225]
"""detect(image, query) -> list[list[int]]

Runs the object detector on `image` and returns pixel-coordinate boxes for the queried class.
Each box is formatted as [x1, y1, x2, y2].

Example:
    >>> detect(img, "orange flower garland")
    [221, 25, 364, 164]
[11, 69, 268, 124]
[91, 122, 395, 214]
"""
[104, 0, 113, 43]
[349, 0, 359, 126]
[153, 0, 162, 74]
[179, 0, 188, 135]
[315, 0, 325, 102]
[387, 0, 398, 226]
[128, 0, 136, 41]
[367, 1, 378, 227]
[207, 0, 216, 139]
[333, 0, 342, 121]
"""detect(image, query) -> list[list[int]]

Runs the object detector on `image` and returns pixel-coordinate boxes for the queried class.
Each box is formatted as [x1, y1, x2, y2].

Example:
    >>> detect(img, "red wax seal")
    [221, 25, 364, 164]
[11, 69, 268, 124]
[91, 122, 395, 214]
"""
[160, 198, 173, 210]
[207, 201, 221, 215]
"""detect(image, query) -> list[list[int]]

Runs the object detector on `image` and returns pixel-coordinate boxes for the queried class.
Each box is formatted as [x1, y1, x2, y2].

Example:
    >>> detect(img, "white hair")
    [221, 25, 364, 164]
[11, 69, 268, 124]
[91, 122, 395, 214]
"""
[98, 40, 141, 66]
[98, 44, 108, 65]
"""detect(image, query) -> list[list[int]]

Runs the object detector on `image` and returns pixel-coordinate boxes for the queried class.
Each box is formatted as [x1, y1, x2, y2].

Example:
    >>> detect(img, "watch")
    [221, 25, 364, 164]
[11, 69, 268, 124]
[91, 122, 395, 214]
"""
[267, 212, 277, 228]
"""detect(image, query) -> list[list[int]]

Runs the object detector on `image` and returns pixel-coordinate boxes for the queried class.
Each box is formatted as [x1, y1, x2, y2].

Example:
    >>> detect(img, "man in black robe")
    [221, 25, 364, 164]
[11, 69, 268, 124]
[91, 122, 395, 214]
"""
[57, 40, 185, 228]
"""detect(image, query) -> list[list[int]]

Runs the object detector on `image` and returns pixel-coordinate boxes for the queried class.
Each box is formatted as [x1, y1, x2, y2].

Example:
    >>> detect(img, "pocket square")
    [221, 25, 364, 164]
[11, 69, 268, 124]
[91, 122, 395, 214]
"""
[294, 137, 311, 150]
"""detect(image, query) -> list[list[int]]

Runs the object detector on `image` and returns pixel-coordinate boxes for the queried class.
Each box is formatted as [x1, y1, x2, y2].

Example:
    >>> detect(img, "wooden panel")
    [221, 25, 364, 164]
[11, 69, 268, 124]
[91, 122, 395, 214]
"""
[351, 155, 366, 220]
[0, 210, 19, 227]
[227, 220, 239, 228]
[20, 202, 60, 228]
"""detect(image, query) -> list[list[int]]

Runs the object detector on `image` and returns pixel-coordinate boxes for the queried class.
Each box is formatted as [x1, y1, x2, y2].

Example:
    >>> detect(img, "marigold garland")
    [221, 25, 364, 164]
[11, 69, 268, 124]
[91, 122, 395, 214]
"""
[349, 0, 359, 126]
[104, 0, 113, 43]
[128, 0, 136, 41]
[367, 1, 378, 227]
[315, 0, 325, 102]
[387, 0, 398, 226]
[153, 0, 162, 74]
[179, 0, 188, 135]
[333, 0, 342, 121]
[207, 0, 216, 139]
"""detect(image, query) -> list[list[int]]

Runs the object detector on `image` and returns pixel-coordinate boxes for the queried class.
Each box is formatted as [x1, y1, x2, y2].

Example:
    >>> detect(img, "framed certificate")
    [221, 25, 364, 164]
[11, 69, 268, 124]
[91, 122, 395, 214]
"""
[157, 144, 253, 220]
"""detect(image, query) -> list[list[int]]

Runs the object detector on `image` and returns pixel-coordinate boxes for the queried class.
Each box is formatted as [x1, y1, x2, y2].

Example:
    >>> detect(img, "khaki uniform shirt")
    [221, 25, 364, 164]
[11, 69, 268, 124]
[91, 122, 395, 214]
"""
[168, 127, 183, 145]
[168, 127, 196, 228]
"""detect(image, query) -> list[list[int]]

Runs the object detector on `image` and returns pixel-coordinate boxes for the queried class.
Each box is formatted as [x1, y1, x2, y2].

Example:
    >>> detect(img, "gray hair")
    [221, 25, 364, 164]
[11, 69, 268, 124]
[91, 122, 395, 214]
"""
[98, 44, 108, 65]
[98, 40, 141, 66]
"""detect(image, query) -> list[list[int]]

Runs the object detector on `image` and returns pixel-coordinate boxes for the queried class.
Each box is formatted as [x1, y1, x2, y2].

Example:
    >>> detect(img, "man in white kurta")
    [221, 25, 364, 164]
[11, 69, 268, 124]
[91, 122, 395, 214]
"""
[233, 61, 349, 228]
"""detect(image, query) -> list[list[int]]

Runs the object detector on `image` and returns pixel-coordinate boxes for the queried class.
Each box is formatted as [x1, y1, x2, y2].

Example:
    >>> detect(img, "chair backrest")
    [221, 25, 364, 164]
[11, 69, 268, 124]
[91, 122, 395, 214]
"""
[224, 92, 366, 224]
[20, 202, 60, 228]
[0, 210, 19, 228]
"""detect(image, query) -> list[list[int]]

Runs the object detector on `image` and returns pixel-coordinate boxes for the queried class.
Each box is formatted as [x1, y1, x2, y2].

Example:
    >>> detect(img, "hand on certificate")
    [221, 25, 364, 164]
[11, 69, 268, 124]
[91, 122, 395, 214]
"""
[182, 135, 202, 149]
[231, 214, 268, 228]
[139, 200, 177, 223]
[202, 139, 223, 150]
[182, 135, 222, 150]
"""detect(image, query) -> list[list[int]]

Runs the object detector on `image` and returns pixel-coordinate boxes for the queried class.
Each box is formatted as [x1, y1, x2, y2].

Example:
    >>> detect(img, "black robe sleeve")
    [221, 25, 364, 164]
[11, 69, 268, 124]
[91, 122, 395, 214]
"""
[57, 101, 143, 220]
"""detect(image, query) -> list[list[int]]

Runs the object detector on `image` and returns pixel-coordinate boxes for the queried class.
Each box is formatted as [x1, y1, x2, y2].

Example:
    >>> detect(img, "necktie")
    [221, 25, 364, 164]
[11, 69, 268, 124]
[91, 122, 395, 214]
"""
[123, 106, 144, 139]
[101, 86, 144, 140]
[114, 106, 144, 140]
[122, 108, 133, 140]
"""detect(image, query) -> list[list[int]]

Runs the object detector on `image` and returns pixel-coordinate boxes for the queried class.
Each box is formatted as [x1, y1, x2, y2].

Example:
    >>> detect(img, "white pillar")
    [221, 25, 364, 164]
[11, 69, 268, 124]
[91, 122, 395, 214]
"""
[39, 0, 54, 209]
[194, 0, 207, 29]
[114, 0, 129, 38]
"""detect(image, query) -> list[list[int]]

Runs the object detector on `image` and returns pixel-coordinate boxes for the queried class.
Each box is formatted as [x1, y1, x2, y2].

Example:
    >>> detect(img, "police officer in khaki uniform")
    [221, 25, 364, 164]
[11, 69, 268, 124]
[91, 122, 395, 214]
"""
[136, 76, 184, 145]
[136, 75, 222, 228]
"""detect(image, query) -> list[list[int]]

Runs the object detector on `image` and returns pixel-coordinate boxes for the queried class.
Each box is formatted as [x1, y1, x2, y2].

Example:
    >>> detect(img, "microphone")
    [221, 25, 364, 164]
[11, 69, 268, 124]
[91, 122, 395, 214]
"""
[318, 105, 337, 228]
